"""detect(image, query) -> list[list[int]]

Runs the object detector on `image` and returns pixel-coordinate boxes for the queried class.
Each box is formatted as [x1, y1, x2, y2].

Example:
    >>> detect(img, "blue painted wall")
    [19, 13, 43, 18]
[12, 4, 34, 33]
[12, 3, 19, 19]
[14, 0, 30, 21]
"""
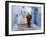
[31, 7, 41, 26]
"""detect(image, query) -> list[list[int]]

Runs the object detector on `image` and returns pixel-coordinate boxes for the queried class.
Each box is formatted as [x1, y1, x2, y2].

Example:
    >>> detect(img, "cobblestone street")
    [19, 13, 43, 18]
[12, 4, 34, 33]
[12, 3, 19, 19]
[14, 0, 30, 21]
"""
[12, 23, 41, 31]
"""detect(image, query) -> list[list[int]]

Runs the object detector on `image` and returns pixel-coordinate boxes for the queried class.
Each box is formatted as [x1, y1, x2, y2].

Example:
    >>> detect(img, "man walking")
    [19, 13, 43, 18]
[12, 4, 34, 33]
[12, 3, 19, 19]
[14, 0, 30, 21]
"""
[26, 13, 32, 28]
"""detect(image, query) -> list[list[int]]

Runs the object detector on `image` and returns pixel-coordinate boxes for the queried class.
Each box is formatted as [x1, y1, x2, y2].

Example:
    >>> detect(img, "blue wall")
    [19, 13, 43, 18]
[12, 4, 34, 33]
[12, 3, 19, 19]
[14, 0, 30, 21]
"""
[31, 7, 41, 26]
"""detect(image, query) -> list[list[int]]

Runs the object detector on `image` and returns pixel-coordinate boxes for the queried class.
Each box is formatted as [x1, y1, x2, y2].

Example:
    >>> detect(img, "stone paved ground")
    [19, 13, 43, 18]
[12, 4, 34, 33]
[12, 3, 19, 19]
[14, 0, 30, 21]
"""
[12, 23, 41, 31]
